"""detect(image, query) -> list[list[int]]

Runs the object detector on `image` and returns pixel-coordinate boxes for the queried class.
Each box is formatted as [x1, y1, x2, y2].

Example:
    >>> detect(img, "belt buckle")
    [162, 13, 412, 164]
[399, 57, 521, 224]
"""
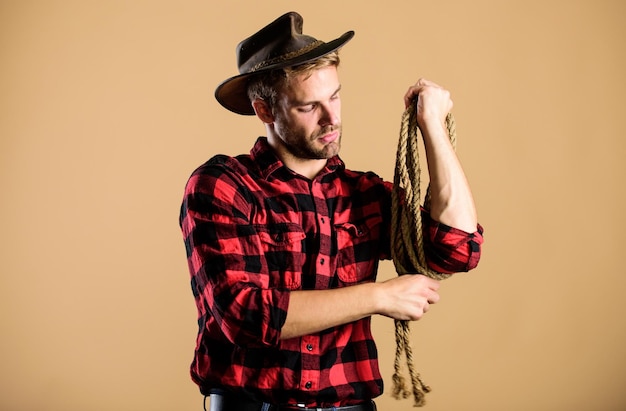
[294, 404, 325, 411]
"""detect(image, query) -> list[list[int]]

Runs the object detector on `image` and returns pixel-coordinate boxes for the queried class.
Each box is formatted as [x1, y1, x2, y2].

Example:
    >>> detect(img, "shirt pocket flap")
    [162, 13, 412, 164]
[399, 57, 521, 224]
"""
[335, 216, 381, 239]
[256, 223, 306, 246]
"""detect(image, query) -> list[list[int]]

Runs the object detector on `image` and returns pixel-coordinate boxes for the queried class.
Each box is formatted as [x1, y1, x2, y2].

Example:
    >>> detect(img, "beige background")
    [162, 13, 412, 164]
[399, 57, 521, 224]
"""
[1, 1, 625, 410]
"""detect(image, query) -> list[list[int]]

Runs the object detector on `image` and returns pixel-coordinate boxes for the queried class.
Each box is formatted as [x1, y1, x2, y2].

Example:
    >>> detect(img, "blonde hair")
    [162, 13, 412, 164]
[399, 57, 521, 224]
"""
[247, 51, 340, 112]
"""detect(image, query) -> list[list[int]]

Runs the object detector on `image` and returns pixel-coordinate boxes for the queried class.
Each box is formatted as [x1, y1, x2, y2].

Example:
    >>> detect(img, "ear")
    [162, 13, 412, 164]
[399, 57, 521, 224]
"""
[251, 99, 274, 124]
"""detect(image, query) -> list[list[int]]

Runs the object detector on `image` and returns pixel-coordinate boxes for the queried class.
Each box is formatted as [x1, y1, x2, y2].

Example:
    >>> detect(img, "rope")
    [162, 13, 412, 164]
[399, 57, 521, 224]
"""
[390, 99, 457, 406]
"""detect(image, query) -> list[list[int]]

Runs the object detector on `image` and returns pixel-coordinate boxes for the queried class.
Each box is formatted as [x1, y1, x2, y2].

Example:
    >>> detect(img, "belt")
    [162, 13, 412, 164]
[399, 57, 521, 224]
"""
[207, 393, 376, 411]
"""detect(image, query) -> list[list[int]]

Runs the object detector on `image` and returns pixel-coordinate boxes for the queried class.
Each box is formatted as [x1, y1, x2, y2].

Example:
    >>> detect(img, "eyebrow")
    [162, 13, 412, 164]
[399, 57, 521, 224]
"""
[292, 84, 342, 106]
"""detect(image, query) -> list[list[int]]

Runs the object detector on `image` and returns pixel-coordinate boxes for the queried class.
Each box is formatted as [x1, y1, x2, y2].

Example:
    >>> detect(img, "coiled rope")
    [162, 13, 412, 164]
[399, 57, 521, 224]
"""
[390, 99, 457, 406]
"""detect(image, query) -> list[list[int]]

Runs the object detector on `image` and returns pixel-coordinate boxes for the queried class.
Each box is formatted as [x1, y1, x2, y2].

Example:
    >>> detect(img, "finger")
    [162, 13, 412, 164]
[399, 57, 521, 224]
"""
[404, 86, 422, 108]
[416, 78, 442, 89]
[428, 291, 440, 304]
[404, 78, 432, 106]
[422, 276, 441, 291]
[404, 81, 446, 108]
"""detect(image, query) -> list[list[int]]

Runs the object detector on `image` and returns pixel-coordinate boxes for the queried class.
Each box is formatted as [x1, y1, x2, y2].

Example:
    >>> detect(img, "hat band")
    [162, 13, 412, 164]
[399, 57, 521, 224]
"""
[249, 40, 324, 72]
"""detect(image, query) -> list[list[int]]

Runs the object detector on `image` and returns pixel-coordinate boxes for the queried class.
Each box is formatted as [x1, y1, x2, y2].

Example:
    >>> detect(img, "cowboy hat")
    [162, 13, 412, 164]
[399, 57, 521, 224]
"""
[214, 11, 354, 115]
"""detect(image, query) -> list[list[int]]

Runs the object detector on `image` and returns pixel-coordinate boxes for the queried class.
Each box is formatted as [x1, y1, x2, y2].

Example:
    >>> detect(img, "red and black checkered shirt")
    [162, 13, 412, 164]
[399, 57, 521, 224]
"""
[179, 137, 483, 407]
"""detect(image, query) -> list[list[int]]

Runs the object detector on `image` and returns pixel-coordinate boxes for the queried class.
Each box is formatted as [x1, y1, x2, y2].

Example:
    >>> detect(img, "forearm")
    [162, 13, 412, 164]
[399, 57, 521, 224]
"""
[280, 274, 440, 340]
[280, 283, 380, 340]
[421, 120, 478, 233]
[404, 78, 479, 233]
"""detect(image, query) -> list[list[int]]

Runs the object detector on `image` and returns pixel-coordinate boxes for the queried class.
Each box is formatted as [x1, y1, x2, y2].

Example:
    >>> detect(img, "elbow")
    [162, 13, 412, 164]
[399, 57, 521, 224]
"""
[215, 288, 289, 348]
[425, 224, 484, 274]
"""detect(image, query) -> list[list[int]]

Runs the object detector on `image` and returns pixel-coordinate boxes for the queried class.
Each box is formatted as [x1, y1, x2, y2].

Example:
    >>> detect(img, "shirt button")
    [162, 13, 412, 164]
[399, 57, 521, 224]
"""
[306, 344, 313, 351]
[320, 258, 325, 265]
[304, 381, 312, 389]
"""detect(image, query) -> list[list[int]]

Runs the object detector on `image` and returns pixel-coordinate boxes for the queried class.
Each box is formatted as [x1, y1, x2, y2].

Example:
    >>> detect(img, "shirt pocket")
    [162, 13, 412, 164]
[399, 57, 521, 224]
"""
[334, 216, 382, 285]
[256, 223, 306, 290]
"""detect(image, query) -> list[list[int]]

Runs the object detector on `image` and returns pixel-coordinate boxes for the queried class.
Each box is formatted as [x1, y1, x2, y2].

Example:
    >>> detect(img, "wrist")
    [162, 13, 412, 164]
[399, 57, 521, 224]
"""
[366, 281, 387, 316]
[417, 114, 446, 133]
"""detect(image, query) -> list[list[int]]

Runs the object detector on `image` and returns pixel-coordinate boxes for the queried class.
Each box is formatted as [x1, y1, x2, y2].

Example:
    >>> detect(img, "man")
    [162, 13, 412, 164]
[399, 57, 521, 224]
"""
[180, 11, 483, 411]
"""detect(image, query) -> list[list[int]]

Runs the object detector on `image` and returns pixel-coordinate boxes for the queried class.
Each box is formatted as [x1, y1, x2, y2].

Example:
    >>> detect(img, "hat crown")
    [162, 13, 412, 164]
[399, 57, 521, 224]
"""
[236, 12, 319, 74]
[214, 11, 353, 115]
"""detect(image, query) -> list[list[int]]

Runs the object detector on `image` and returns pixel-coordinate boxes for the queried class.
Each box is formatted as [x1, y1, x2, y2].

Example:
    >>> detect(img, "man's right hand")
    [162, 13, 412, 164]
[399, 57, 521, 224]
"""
[375, 274, 441, 321]
[281, 274, 440, 340]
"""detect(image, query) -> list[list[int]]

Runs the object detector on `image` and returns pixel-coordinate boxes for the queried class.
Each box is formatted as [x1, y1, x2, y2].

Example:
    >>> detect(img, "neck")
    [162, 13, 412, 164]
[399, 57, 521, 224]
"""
[275, 146, 328, 180]
[266, 135, 327, 180]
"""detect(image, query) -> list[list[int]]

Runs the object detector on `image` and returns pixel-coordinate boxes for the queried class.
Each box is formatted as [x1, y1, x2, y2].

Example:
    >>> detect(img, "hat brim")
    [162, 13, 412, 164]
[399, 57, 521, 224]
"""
[215, 30, 354, 115]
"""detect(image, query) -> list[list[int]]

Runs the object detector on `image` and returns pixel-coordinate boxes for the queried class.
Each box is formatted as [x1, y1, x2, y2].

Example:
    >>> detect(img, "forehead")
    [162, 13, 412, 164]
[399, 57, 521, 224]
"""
[282, 66, 340, 103]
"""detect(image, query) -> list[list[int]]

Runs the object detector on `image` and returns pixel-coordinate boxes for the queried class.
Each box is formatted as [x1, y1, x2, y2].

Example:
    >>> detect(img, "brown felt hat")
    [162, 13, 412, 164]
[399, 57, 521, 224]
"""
[214, 11, 354, 115]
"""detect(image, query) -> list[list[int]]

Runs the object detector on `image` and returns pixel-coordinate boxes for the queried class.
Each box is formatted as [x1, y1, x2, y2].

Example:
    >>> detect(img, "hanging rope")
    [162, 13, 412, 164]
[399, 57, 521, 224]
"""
[390, 98, 457, 406]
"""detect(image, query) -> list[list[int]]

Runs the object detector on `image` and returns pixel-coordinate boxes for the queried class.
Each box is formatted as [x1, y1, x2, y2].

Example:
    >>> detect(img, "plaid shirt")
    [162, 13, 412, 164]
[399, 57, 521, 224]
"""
[179, 137, 483, 407]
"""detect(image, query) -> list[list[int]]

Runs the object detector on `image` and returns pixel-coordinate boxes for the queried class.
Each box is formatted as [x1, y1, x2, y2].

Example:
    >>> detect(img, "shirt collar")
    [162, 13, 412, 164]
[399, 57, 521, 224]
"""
[250, 137, 345, 180]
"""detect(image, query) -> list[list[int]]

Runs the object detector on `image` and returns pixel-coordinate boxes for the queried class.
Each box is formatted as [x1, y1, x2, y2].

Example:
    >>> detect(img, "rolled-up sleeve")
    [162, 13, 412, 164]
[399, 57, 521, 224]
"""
[421, 211, 484, 274]
[180, 164, 290, 348]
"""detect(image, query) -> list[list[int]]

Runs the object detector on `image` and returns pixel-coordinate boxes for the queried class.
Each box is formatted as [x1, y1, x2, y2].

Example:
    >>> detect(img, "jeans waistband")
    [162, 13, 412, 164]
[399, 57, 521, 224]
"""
[206, 392, 377, 411]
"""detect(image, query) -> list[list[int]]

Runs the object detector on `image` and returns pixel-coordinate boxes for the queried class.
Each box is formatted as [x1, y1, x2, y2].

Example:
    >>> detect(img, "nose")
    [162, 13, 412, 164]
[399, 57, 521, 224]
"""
[319, 103, 340, 127]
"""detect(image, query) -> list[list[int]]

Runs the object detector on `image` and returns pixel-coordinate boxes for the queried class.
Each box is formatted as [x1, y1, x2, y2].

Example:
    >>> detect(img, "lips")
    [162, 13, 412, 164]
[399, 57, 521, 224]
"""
[318, 130, 339, 144]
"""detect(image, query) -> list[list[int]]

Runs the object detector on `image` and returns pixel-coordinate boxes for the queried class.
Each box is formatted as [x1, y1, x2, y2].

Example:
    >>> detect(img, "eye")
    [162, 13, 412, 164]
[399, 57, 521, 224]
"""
[297, 104, 316, 113]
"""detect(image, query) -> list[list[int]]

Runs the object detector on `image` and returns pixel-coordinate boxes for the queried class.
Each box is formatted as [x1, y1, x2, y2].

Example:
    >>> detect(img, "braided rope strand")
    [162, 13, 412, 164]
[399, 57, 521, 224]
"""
[390, 99, 457, 406]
